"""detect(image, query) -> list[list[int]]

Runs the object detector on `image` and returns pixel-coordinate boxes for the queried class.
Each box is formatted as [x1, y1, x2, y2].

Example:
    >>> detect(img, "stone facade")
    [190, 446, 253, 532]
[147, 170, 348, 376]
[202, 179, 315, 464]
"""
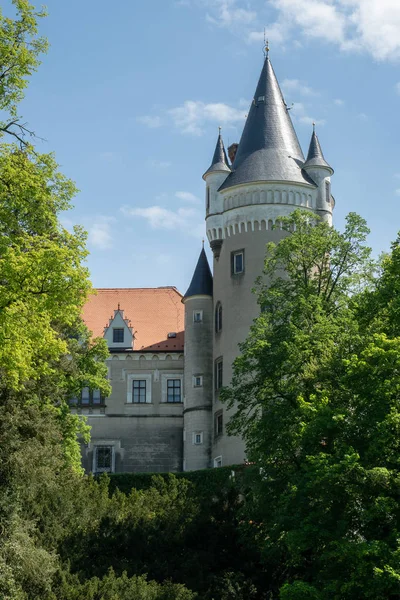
[77, 53, 334, 474]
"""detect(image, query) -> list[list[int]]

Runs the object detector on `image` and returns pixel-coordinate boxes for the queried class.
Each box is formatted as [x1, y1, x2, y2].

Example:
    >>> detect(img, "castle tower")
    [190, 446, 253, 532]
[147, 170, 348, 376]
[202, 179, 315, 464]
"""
[206, 52, 334, 467]
[303, 126, 334, 224]
[182, 247, 213, 471]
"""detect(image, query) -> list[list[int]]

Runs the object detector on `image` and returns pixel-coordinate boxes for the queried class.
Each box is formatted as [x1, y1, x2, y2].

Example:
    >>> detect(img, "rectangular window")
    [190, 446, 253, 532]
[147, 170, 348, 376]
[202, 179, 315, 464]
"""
[193, 431, 203, 445]
[214, 456, 222, 468]
[81, 387, 90, 405]
[193, 310, 203, 323]
[113, 328, 124, 343]
[133, 380, 147, 403]
[94, 446, 113, 473]
[167, 379, 182, 403]
[215, 411, 223, 436]
[92, 389, 101, 404]
[231, 250, 244, 275]
[193, 375, 203, 387]
[325, 181, 330, 202]
[215, 358, 223, 390]
[206, 187, 210, 211]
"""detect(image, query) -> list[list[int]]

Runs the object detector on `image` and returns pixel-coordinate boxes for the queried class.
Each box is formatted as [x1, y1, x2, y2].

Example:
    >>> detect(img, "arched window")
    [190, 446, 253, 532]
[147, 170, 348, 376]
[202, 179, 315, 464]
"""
[215, 302, 222, 332]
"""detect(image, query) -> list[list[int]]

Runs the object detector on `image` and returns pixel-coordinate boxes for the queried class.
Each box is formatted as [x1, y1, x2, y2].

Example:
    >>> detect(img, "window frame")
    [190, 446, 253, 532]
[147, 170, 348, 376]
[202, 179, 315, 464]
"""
[215, 301, 222, 333]
[166, 378, 182, 403]
[132, 379, 147, 403]
[215, 410, 223, 437]
[127, 374, 152, 404]
[215, 357, 223, 390]
[231, 249, 245, 275]
[70, 387, 105, 407]
[214, 456, 223, 468]
[193, 310, 203, 323]
[113, 328, 124, 343]
[192, 431, 203, 445]
[193, 375, 203, 388]
[93, 445, 115, 474]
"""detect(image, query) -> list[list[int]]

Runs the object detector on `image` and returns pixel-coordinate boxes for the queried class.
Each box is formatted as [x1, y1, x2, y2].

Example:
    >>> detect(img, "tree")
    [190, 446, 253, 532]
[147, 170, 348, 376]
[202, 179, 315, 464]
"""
[222, 211, 400, 599]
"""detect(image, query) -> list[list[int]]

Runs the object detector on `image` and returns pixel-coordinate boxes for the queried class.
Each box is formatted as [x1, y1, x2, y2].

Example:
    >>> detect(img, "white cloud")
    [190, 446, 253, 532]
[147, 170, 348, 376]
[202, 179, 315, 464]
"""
[121, 205, 203, 237]
[334, 98, 345, 106]
[395, 188, 400, 196]
[88, 217, 115, 250]
[357, 112, 368, 121]
[175, 191, 201, 204]
[270, 0, 400, 61]
[137, 115, 162, 128]
[205, 0, 256, 28]
[395, 82, 400, 95]
[168, 100, 246, 135]
[281, 78, 319, 97]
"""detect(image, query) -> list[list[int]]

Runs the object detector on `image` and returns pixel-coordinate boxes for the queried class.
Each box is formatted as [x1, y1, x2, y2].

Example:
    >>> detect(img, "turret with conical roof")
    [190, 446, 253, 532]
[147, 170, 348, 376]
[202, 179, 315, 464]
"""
[204, 130, 231, 260]
[303, 126, 334, 224]
[203, 129, 230, 178]
[183, 247, 213, 299]
[182, 246, 213, 471]
[303, 127, 333, 173]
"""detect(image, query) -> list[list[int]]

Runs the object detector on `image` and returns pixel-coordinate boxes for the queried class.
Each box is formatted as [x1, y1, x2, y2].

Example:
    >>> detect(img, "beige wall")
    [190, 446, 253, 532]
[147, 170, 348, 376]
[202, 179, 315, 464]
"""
[77, 352, 184, 473]
[212, 226, 288, 466]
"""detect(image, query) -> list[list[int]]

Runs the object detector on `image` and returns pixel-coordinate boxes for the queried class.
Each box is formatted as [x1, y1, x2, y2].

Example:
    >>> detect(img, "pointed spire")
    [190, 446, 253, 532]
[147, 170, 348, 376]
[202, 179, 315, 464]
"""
[303, 127, 333, 173]
[219, 56, 314, 191]
[203, 129, 231, 179]
[183, 247, 213, 299]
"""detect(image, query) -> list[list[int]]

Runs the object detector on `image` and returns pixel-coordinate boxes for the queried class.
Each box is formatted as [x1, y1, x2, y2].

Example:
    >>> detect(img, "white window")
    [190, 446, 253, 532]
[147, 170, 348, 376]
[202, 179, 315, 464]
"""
[192, 431, 203, 445]
[127, 374, 152, 403]
[93, 445, 115, 473]
[193, 310, 203, 323]
[214, 456, 222, 468]
[232, 250, 244, 275]
[193, 375, 203, 387]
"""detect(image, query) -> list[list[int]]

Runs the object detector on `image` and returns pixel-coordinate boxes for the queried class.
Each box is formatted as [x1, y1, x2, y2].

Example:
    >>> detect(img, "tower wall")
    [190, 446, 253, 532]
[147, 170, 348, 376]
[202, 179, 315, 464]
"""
[183, 295, 213, 470]
[209, 181, 319, 467]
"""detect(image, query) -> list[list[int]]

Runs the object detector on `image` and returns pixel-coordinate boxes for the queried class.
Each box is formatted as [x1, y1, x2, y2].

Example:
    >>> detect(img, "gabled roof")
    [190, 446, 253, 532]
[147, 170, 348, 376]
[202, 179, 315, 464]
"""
[203, 131, 231, 178]
[183, 248, 213, 300]
[219, 56, 314, 191]
[82, 287, 184, 351]
[303, 129, 333, 173]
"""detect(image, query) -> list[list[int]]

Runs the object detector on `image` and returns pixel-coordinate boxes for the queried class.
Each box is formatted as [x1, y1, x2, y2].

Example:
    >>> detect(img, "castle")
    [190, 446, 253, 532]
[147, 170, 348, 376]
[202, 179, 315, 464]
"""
[72, 50, 334, 474]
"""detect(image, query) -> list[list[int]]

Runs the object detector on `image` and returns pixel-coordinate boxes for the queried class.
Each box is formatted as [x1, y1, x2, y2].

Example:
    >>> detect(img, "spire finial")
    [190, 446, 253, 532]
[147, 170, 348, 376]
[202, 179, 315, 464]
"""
[312, 121, 316, 133]
[202, 238, 204, 249]
[263, 29, 269, 58]
[117, 302, 120, 310]
[218, 125, 221, 134]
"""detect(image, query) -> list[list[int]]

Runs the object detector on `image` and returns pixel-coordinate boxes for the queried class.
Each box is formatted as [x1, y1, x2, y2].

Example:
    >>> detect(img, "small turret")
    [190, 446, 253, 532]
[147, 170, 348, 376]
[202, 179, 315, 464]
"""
[303, 126, 334, 224]
[204, 130, 230, 259]
[182, 247, 213, 471]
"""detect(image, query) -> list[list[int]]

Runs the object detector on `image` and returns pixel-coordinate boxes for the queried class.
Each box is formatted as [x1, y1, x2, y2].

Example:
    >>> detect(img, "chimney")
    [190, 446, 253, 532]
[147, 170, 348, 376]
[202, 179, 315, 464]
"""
[228, 143, 238, 164]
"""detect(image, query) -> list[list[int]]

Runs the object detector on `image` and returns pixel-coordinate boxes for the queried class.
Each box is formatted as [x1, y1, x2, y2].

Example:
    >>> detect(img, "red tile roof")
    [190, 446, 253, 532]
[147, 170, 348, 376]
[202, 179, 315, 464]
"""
[82, 287, 184, 351]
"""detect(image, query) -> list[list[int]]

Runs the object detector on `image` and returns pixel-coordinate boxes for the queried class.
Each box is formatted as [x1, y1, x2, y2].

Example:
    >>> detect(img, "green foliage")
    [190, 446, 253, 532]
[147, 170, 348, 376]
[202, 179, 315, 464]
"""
[0, 0, 48, 142]
[221, 210, 400, 598]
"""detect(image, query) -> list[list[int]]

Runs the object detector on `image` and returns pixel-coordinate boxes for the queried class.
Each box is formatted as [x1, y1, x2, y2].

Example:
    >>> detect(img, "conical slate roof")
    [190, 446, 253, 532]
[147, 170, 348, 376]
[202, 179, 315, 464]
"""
[203, 131, 231, 178]
[219, 56, 314, 191]
[303, 129, 333, 172]
[183, 248, 213, 299]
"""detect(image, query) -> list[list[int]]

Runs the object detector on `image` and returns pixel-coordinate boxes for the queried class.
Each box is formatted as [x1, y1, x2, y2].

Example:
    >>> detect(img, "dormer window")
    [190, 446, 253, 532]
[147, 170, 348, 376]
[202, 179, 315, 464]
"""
[113, 328, 124, 343]
[257, 95, 265, 102]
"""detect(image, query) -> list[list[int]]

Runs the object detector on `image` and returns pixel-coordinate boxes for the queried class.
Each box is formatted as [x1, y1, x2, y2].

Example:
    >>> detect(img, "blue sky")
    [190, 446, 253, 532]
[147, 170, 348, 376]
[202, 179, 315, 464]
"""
[14, 0, 400, 292]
